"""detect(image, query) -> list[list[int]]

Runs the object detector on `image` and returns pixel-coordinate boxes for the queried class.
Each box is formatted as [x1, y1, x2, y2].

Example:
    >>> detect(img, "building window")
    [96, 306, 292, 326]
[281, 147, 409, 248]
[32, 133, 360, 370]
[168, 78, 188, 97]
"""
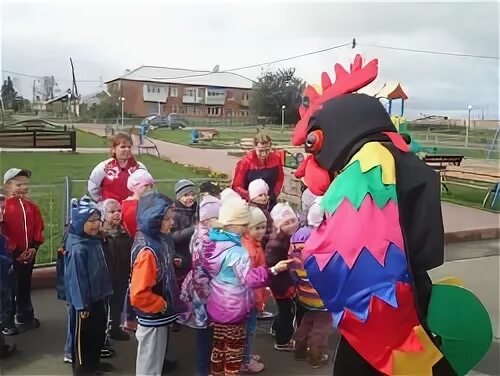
[184, 88, 195, 97]
[208, 107, 222, 116]
[198, 88, 205, 98]
[170, 86, 178, 97]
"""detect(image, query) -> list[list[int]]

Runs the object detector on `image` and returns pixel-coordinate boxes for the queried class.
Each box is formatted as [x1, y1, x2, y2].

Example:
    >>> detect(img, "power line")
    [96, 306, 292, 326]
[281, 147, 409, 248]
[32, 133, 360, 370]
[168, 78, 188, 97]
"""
[359, 43, 499, 60]
[150, 41, 352, 81]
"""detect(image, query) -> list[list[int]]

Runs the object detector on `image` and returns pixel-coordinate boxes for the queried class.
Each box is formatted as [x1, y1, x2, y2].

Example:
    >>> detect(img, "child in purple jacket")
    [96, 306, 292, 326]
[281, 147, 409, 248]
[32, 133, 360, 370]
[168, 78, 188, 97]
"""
[204, 197, 292, 376]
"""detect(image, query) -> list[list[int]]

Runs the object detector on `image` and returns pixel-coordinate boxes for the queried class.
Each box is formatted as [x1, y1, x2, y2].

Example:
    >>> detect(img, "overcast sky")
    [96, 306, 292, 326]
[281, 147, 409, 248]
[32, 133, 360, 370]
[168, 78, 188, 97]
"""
[1, 1, 498, 120]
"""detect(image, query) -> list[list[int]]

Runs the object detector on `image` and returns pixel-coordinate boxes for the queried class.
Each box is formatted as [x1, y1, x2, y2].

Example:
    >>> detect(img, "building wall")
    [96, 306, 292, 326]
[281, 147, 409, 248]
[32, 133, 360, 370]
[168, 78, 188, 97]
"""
[107, 79, 253, 118]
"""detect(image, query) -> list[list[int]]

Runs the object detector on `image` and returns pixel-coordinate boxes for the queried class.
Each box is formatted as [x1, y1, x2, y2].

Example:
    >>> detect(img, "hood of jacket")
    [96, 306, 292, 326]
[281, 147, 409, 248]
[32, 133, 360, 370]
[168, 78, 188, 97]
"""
[204, 228, 241, 277]
[69, 196, 100, 236]
[137, 193, 174, 236]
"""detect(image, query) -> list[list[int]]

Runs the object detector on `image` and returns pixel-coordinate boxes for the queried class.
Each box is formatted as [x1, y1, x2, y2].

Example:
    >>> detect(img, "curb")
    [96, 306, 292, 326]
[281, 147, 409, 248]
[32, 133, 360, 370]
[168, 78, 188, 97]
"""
[32, 228, 500, 290]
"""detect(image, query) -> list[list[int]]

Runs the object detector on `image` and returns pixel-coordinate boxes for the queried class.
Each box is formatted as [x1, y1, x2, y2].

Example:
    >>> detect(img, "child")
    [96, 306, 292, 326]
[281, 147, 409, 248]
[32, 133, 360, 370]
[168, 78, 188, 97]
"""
[205, 197, 292, 376]
[220, 188, 241, 202]
[0, 194, 15, 359]
[129, 193, 185, 376]
[264, 203, 300, 352]
[240, 207, 269, 374]
[247, 179, 273, 235]
[199, 181, 221, 200]
[64, 196, 113, 375]
[290, 227, 331, 369]
[172, 179, 198, 286]
[179, 194, 221, 376]
[99, 199, 133, 341]
[121, 168, 155, 238]
[2, 168, 44, 335]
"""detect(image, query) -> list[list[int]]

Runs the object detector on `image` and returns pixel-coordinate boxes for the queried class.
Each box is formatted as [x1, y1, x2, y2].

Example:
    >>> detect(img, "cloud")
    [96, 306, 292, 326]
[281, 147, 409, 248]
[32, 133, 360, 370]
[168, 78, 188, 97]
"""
[1, 0, 498, 119]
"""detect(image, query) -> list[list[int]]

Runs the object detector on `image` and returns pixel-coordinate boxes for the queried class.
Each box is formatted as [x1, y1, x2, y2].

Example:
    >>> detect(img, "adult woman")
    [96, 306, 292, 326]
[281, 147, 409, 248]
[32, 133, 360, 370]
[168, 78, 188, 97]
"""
[232, 134, 284, 209]
[88, 134, 146, 203]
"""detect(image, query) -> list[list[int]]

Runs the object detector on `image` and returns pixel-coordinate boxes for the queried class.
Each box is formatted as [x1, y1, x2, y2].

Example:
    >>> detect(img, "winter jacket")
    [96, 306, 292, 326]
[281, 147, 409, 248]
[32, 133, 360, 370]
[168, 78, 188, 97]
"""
[121, 197, 138, 237]
[263, 230, 296, 299]
[64, 199, 113, 311]
[0, 229, 11, 293]
[290, 227, 325, 311]
[171, 200, 198, 270]
[241, 233, 268, 312]
[206, 229, 270, 324]
[130, 193, 185, 327]
[178, 223, 214, 329]
[2, 196, 44, 256]
[232, 150, 284, 204]
[101, 226, 133, 293]
[88, 157, 145, 203]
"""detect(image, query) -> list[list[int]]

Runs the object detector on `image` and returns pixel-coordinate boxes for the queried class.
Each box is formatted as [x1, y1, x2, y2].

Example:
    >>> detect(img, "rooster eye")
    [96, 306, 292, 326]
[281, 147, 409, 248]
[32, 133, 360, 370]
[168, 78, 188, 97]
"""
[302, 96, 310, 109]
[305, 130, 323, 153]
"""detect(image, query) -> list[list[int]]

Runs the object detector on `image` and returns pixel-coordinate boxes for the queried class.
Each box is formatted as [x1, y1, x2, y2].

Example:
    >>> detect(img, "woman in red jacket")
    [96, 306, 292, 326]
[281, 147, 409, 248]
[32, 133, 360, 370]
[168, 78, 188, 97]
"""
[88, 134, 147, 203]
[232, 134, 284, 209]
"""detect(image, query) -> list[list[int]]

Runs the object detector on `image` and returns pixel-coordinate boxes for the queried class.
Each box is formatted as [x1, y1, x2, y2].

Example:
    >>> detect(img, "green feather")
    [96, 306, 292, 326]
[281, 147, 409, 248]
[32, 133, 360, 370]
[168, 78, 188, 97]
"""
[321, 161, 398, 214]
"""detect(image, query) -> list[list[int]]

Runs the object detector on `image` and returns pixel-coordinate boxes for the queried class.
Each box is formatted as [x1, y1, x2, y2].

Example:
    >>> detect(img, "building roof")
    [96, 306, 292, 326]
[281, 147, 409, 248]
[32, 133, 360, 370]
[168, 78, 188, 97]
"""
[105, 66, 254, 90]
[359, 81, 409, 100]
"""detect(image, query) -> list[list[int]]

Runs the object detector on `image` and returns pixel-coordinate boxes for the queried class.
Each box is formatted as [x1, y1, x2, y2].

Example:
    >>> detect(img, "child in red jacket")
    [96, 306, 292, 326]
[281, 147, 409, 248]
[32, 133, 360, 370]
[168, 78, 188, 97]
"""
[1, 168, 44, 335]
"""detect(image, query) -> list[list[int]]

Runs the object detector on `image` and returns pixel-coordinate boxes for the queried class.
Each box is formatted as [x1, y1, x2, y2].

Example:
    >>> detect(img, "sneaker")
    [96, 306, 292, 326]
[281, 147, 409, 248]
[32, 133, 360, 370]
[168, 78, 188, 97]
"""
[63, 355, 73, 364]
[310, 354, 329, 369]
[0, 344, 16, 359]
[15, 317, 40, 333]
[273, 342, 295, 352]
[2, 326, 19, 336]
[252, 354, 261, 362]
[108, 329, 130, 341]
[100, 348, 115, 359]
[241, 359, 264, 374]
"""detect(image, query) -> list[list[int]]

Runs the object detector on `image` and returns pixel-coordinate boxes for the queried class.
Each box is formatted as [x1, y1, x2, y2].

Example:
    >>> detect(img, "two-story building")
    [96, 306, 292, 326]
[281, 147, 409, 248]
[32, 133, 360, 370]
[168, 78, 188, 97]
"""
[105, 66, 253, 118]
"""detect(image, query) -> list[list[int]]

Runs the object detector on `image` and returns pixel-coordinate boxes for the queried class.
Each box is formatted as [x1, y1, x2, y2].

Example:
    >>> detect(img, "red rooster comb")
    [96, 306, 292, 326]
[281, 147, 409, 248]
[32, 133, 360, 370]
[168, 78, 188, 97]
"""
[292, 54, 379, 146]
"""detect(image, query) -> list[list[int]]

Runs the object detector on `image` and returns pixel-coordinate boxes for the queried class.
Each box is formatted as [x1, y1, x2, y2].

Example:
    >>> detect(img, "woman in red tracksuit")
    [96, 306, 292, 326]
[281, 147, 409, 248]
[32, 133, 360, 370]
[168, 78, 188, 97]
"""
[232, 134, 284, 209]
[87, 133, 147, 203]
[1, 168, 44, 336]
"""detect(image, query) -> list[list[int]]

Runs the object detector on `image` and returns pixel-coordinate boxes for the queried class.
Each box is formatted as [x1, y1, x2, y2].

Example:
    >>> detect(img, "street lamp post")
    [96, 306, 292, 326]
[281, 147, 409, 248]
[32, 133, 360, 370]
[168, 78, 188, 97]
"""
[67, 93, 72, 125]
[120, 97, 125, 130]
[466, 105, 472, 147]
[281, 105, 286, 134]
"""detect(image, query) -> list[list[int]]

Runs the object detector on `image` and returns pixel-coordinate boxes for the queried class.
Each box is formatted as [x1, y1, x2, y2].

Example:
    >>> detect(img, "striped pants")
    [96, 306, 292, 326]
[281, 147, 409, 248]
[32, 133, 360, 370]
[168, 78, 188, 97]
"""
[211, 322, 246, 376]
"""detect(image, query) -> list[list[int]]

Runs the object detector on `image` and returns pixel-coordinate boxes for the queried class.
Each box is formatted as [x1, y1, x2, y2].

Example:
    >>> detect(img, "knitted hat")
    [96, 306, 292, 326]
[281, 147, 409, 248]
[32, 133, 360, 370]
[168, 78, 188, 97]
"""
[127, 169, 154, 193]
[248, 207, 267, 229]
[175, 179, 196, 199]
[98, 198, 121, 221]
[217, 197, 250, 227]
[291, 226, 311, 245]
[270, 203, 297, 229]
[220, 188, 240, 202]
[199, 195, 221, 222]
[248, 179, 269, 201]
[199, 181, 221, 197]
[307, 197, 324, 228]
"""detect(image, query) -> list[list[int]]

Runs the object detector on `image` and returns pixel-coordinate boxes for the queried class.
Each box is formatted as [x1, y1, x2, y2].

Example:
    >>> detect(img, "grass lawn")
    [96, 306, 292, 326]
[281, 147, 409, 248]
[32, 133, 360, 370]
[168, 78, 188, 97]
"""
[76, 130, 110, 148]
[0, 152, 216, 265]
[149, 128, 292, 148]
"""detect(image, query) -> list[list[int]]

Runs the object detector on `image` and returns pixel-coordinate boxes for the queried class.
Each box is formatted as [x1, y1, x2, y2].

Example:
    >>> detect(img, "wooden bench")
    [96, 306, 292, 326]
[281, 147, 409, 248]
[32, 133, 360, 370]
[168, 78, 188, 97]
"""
[137, 136, 160, 157]
[423, 155, 464, 192]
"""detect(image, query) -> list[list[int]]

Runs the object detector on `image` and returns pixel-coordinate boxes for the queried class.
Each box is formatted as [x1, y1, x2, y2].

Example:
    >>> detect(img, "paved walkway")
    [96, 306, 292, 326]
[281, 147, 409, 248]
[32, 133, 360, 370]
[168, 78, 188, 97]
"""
[3, 241, 499, 376]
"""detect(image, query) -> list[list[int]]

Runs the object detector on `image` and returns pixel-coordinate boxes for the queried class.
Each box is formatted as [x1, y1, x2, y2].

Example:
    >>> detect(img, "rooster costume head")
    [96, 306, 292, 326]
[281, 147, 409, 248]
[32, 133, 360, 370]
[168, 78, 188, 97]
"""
[292, 54, 407, 196]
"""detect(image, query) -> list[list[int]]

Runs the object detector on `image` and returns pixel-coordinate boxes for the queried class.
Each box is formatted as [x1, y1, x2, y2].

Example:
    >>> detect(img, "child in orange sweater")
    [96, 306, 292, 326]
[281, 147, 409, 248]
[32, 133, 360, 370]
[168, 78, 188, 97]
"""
[240, 207, 268, 373]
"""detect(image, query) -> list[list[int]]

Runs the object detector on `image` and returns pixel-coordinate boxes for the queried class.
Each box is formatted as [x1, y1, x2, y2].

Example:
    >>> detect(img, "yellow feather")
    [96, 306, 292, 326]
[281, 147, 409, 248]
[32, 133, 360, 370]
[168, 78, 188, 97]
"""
[346, 142, 396, 185]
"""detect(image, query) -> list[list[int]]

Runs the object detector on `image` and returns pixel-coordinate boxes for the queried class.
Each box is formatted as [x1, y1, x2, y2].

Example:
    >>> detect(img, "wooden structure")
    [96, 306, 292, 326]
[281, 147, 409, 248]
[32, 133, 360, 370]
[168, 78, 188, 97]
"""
[0, 129, 76, 151]
[423, 155, 464, 192]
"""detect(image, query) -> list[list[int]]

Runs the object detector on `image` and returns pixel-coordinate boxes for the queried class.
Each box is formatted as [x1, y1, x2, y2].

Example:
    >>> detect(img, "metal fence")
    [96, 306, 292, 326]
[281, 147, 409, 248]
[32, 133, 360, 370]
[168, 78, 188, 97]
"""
[33, 176, 230, 266]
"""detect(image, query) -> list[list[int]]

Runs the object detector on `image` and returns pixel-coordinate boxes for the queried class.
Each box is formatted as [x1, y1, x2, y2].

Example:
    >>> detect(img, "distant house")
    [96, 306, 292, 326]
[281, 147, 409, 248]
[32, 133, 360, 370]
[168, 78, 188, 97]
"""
[105, 66, 253, 118]
[43, 92, 80, 117]
[81, 89, 111, 107]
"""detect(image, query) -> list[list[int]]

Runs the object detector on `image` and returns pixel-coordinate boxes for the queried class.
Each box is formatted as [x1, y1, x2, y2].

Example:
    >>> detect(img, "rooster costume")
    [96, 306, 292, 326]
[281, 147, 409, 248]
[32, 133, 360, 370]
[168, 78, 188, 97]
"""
[292, 55, 492, 375]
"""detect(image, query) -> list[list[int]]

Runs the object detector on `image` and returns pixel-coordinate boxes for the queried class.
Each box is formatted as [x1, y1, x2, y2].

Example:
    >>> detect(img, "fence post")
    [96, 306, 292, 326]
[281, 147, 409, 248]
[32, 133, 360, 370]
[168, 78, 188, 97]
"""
[70, 130, 76, 152]
[33, 130, 37, 147]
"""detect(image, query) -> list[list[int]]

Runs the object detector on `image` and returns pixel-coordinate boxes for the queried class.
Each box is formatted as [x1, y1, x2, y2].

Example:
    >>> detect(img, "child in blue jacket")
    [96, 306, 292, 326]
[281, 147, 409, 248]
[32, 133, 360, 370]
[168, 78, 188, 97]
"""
[64, 196, 113, 375]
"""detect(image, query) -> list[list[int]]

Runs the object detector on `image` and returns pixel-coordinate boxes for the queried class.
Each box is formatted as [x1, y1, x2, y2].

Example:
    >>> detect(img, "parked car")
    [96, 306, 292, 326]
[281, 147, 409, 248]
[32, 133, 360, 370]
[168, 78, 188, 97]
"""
[140, 113, 188, 130]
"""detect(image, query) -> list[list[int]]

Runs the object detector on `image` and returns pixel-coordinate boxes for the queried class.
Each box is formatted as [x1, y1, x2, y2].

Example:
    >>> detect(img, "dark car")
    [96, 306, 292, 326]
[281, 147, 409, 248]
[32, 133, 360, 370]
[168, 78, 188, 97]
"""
[141, 114, 188, 130]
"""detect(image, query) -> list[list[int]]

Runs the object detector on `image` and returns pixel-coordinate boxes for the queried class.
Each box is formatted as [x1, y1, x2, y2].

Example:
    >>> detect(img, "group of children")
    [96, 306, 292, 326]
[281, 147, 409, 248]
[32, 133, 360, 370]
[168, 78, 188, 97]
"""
[1, 161, 333, 376]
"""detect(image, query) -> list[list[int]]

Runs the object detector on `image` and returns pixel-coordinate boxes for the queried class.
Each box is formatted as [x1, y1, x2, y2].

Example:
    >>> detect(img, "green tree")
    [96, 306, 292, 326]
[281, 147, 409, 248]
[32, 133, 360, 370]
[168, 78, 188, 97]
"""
[250, 68, 305, 125]
[1, 76, 18, 110]
[87, 94, 121, 119]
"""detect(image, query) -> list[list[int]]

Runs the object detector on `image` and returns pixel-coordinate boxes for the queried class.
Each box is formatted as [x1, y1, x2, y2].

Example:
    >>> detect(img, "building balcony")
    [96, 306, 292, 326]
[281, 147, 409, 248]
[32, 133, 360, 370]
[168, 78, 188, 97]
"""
[182, 95, 204, 104]
[206, 96, 226, 105]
